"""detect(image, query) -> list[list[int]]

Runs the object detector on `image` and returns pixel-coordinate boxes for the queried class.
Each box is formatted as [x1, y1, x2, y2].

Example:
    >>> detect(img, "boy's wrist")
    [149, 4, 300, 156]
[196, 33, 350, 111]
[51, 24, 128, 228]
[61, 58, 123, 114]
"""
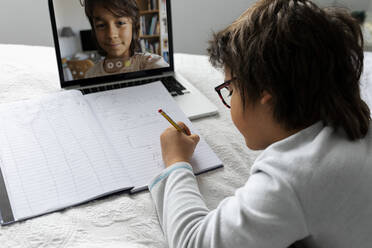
[149, 162, 193, 191]
[164, 158, 190, 168]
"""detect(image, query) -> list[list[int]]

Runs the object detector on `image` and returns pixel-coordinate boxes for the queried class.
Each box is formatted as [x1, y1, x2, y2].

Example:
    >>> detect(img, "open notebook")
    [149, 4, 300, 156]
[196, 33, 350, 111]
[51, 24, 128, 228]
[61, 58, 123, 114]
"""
[0, 82, 222, 225]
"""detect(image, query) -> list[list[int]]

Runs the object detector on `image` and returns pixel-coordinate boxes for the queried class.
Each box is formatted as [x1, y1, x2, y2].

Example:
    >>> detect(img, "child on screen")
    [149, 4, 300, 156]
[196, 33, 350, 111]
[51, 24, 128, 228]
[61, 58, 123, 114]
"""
[149, 0, 372, 247]
[84, 0, 168, 79]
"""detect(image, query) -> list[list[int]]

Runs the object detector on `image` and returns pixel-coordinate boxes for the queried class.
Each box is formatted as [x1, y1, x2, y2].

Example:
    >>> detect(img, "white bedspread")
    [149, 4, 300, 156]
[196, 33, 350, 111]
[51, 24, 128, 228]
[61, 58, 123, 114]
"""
[0, 44, 371, 248]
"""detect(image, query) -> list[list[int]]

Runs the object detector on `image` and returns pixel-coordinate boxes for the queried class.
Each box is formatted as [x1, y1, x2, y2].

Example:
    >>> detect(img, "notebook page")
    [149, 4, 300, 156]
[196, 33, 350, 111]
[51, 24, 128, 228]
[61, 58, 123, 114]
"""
[84, 82, 222, 190]
[0, 90, 132, 223]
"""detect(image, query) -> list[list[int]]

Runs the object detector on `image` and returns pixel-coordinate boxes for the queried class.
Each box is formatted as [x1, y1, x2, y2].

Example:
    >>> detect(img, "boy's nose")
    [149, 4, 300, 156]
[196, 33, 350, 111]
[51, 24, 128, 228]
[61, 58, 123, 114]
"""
[107, 25, 118, 39]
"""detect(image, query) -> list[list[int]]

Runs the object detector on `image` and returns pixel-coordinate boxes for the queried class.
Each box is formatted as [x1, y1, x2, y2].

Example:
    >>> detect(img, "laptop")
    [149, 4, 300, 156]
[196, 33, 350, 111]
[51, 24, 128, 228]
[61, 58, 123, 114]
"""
[48, 0, 218, 120]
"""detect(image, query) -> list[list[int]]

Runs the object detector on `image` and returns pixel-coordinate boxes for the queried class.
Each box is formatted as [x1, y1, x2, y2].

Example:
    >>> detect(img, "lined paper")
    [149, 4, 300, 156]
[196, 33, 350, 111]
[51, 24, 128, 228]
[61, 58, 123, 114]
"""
[0, 82, 222, 223]
[85, 82, 222, 191]
[0, 91, 132, 222]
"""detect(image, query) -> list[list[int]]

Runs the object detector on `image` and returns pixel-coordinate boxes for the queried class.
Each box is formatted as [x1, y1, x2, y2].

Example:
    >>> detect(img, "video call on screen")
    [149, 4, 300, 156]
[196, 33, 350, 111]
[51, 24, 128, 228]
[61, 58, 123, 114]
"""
[54, 0, 170, 81]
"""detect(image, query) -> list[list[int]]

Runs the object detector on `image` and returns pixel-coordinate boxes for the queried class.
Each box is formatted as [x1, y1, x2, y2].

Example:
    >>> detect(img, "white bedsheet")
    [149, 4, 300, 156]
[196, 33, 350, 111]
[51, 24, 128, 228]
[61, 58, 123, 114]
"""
[0, 44, 371, 248]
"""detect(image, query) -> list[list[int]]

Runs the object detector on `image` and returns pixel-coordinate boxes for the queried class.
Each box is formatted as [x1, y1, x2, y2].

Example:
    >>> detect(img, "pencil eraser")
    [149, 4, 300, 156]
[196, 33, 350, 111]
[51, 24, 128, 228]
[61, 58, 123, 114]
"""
[158, 109, 163, 113]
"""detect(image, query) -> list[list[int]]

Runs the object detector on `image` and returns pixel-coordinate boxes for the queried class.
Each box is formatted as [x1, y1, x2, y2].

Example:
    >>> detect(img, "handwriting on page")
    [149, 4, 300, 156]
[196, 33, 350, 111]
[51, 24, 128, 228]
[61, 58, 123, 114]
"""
[85, 84, 174, 188]
[0, 91, 132, 220]
[85, 82, 221, 190]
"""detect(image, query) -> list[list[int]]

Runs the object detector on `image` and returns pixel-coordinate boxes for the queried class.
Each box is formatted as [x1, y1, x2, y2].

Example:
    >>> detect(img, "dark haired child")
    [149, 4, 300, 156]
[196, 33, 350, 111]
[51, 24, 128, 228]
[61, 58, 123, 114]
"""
[84, 0, 168, 78]
[149, 0, 372, 247]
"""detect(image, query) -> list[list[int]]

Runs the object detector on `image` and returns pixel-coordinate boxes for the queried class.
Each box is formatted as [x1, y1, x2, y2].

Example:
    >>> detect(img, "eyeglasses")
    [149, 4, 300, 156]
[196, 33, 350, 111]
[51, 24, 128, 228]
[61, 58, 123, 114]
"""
[214, 78, 236, 108]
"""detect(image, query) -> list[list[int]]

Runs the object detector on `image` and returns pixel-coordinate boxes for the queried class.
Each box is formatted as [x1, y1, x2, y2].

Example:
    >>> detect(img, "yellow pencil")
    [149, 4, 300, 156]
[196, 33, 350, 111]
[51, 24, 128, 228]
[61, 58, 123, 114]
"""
[158, 109, 186, 134]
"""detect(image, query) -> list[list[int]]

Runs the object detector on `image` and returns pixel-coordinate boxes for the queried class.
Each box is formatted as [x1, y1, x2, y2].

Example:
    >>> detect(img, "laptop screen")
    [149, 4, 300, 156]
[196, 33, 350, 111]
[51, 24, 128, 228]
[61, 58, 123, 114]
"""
[49, 0, 174, 88]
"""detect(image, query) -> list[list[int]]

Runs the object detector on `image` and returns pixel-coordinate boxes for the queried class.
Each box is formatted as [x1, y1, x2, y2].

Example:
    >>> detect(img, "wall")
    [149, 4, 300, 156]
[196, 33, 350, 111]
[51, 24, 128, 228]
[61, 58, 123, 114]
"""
[171, 0, 256, 55]
[172, 0, 372, 54]
[0, 0, 54, 47]
[0, 0, 371, 55]
[53, 0, 91, 58]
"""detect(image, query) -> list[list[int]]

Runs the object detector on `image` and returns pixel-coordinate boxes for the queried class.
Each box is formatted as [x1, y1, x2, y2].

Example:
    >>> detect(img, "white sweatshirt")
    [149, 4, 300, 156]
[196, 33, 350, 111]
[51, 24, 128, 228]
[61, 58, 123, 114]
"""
[149, 122, 372, 248]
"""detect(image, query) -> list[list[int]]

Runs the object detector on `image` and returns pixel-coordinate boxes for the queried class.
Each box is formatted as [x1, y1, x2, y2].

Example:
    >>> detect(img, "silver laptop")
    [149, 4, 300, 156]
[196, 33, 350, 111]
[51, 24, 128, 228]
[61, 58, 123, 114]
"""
[48, 0, 218, 120]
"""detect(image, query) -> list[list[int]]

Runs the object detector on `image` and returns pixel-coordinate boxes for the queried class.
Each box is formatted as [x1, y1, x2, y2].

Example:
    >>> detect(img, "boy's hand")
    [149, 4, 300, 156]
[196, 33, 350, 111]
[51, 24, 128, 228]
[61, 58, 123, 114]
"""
[160, 122, 200, 168]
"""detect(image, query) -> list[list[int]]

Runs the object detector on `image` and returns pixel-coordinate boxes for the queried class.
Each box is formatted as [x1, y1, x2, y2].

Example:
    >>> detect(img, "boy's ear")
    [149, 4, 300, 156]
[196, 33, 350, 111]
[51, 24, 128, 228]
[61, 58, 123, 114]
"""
[260, 91, 272, 105]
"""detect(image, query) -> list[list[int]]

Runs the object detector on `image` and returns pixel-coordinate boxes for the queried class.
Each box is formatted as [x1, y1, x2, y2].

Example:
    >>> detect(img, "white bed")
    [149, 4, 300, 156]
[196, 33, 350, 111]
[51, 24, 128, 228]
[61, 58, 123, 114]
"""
[0, 44, 371, 248]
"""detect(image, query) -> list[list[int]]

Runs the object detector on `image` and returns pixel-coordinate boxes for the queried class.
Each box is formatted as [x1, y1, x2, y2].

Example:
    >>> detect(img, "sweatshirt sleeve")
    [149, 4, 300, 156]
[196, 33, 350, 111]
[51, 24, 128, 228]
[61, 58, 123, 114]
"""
[149, 162, 309, 248]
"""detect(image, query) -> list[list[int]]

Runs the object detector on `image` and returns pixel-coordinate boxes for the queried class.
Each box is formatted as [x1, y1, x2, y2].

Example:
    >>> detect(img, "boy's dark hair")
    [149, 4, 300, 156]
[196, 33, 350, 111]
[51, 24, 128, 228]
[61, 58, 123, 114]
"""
[208, 0, 371, 140]
[84, 0, 141, 56]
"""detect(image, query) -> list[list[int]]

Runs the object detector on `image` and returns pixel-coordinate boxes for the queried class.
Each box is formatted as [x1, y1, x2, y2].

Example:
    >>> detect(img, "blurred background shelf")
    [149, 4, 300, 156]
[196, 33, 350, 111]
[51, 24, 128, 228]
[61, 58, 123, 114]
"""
[363, 12, 372, 51]
[137, 0, 169, 61]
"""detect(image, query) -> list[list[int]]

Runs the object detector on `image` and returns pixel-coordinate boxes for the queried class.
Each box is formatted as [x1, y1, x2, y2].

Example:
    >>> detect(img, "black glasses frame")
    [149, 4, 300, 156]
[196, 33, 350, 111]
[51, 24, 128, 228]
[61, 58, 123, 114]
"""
[214, 78, 236, 108]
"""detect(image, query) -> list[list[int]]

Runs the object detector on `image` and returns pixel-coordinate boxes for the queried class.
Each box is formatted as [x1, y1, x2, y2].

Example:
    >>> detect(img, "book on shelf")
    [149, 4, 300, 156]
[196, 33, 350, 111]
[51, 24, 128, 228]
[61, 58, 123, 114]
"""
[163, 51, 169, 63]
[140, 39, 146, 53]
[156, 22, 160, 35]
[149, 15, 158, 35]
[140, 39, 160, 54]
[0, 82, 222, 225]
[140, 15, 159, 36]
[140, 16, 147, 35]
[150, 0, 158, 10]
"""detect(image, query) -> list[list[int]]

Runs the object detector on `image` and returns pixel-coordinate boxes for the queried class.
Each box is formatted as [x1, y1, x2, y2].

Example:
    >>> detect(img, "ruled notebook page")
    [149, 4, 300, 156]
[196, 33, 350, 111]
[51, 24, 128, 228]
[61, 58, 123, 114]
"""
[0, 90, 132, 222]
[84, 82, 222, 191]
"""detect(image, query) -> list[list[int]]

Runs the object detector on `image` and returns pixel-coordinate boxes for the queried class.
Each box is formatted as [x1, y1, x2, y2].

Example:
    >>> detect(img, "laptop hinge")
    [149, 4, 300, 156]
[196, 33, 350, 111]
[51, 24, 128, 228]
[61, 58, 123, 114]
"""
[64, 71, 175, 90]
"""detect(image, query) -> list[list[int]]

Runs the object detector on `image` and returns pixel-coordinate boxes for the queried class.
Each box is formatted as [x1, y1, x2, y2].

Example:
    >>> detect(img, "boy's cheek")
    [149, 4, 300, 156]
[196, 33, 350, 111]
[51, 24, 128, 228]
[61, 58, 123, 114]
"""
[230, 97, 245, 135]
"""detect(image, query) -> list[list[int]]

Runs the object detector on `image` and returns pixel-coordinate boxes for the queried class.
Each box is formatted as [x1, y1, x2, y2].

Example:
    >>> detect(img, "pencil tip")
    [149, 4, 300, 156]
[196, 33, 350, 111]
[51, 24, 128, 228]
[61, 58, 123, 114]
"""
[158, 109, 163, 113]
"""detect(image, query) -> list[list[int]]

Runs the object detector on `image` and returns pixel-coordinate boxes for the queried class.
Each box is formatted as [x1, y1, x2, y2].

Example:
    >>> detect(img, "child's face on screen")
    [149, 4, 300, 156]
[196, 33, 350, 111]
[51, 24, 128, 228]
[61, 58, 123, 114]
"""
[93, 5, 133, 59]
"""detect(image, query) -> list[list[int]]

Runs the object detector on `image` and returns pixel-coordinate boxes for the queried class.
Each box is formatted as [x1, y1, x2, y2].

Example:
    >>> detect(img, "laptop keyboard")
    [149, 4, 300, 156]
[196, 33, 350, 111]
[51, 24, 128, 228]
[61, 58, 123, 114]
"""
[80, 76, 187, 97]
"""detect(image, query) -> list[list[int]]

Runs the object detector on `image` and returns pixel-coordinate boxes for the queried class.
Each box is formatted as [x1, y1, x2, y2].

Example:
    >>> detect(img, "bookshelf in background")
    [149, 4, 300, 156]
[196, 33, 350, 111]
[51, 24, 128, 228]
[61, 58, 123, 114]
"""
[137, 0, 169, 62]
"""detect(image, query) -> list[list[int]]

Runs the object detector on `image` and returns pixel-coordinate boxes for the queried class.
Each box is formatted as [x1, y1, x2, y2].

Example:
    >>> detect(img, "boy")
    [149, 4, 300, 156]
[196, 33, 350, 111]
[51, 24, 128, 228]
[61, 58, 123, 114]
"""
[149, 0, 372, 247]
[83, 0, 168, 78]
